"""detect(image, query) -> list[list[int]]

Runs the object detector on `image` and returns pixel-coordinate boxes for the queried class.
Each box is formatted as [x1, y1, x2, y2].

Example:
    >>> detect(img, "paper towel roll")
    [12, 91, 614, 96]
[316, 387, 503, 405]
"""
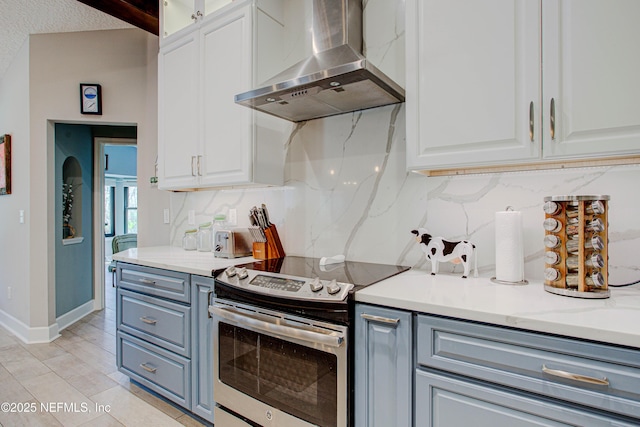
[495, 209, 524, 283]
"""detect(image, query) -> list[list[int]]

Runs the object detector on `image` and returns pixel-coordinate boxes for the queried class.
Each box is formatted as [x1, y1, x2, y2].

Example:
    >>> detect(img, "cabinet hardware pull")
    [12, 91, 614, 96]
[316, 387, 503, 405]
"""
[191, 11, 203, 20]
[138, 278, 156, 285]
[191, 156, 196, 176]
[139, 317, 157, 325]
[360, 313, 400, 325]
[140, 363, 157, 374]
[529, 101, 534, 142]
[542, 364, 609, 386]
[550, 98, 556, 140]
[197, 155, 202, 176]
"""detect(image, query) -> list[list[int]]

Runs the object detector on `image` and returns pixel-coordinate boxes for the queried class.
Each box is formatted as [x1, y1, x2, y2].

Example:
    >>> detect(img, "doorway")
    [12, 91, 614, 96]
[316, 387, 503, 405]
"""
[94, 138, 137, 310]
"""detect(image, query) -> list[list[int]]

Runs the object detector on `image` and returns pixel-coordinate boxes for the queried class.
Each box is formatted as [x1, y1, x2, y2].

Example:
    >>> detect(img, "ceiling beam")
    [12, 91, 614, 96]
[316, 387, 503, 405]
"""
[76, 0, 159, 35]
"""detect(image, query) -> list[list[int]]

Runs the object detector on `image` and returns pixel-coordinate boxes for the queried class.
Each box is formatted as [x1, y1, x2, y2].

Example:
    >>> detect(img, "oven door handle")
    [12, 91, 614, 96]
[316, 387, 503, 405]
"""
[210, 305, 345, 348]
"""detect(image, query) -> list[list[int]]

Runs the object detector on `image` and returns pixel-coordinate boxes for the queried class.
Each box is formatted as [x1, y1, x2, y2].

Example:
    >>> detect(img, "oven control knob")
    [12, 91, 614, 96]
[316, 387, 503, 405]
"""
[309, 277, 323, 292]
[326, 279, 341, 295]
[237, 267, 248, 280]
[225, 266, 237, 277]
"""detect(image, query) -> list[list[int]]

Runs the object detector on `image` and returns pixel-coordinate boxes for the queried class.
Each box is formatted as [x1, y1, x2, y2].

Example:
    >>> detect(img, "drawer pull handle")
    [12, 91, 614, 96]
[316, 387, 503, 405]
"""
[140, 363, 157, 374]
[138, 278, 156, 285]
[542, 364, 609, 386]
[360, 313, 400, 326]
[139, 317, 157, 325]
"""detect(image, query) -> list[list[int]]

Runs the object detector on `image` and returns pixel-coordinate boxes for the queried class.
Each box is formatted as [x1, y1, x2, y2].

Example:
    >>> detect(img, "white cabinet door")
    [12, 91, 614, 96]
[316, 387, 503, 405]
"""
[542, 0, 640, 160]
[158, 30, 200, 190]
[406, 0, 541, 171]
[199, 6, 253, 187]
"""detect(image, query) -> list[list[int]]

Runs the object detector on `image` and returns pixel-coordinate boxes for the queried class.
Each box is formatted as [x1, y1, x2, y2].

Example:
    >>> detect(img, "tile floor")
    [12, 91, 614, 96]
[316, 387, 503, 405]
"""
[0, 268, 208, 427]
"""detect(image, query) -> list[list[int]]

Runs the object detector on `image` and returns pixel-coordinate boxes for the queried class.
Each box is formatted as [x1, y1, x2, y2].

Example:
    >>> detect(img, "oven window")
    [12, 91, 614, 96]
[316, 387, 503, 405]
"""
[219, 322, 338, 427]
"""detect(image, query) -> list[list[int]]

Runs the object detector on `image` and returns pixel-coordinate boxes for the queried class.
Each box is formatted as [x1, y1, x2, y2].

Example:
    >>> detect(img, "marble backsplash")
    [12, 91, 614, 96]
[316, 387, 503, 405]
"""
[169, 103, 640, 285]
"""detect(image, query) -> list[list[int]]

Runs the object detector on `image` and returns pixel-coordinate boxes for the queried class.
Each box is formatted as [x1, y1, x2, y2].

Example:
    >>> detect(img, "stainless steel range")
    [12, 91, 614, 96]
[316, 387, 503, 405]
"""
[209, 256, 409, 427]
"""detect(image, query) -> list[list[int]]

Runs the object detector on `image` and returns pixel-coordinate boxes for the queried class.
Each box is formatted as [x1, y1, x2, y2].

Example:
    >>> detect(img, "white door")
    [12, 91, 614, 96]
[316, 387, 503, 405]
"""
[406, 0, 541, 171]
[158, 29, 201, 190]
[542, 0, 640, 159]
[199, 5, 253, 187]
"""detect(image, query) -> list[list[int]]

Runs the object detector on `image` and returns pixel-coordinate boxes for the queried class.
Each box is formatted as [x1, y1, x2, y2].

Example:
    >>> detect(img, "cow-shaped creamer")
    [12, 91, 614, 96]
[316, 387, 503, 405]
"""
[411, 228, 478, 278]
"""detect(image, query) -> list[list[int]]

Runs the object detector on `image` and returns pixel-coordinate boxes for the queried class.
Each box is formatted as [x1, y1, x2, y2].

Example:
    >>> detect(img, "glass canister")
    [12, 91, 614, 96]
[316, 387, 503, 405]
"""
[182, 229, 197, 251]
[197, 222, 212, 252]
[212, 214, 227, 253]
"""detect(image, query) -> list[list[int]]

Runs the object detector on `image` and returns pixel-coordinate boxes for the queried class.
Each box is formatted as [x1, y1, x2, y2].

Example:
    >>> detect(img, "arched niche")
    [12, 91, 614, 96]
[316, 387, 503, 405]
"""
[62, 156, 82, 239]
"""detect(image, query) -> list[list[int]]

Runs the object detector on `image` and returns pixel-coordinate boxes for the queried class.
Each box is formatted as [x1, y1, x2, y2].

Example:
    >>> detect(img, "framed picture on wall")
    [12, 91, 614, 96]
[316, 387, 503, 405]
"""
[0, 134, 11, 195]
[80, 83, 102, 115]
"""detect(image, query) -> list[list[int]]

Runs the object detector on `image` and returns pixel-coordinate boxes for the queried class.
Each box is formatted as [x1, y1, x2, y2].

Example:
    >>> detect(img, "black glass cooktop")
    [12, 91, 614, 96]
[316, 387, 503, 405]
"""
[231, 256, 410, 291]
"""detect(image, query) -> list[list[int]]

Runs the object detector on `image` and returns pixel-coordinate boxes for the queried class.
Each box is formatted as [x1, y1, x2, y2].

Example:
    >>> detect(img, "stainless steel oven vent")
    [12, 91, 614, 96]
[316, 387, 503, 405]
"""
[234, 0, 405, 122]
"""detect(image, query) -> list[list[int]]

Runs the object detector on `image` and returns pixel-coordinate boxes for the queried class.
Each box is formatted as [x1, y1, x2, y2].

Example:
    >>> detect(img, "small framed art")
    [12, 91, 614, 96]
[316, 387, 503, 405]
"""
[80, 83, 102, 115]
[0, 134, 11, 195]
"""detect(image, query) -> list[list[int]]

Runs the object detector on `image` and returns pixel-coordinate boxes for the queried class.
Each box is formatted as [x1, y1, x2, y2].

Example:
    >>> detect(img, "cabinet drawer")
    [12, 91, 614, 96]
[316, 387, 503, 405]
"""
[117, 288, 191, 357]
[117, 332, 191, 409]
[417, 315, 640, 420]
[416, 369, 638, 427]
[117, 263, 190, 303]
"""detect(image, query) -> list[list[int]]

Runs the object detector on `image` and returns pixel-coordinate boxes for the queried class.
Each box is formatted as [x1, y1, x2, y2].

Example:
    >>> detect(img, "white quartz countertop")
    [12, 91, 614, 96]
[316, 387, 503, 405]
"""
[356, 269, 640, 349]
[112, 246, 255, 277]
[113, 247, 640, 348]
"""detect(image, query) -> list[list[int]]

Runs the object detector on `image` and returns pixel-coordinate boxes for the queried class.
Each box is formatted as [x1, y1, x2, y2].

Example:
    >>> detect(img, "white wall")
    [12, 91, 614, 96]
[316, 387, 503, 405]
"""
[0, 40, 32, 329]
[0, 28, 167, 342]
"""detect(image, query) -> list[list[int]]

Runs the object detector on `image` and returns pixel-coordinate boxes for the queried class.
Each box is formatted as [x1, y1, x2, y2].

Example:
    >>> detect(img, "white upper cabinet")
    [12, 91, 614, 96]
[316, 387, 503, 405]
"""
[406, 0, 640, 173]
[158, 0, 290, 190]
[160, 0, 233, 40]
[542, 0, 640, 160]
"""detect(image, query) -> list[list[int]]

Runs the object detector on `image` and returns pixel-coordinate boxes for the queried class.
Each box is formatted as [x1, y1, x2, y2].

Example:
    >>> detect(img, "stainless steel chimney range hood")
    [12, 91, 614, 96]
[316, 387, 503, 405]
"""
[234, 0, 405, 123]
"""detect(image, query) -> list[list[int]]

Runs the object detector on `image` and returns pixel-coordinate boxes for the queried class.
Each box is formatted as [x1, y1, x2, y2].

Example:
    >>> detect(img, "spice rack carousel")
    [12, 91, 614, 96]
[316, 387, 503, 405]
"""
[543, 195, 610, 299]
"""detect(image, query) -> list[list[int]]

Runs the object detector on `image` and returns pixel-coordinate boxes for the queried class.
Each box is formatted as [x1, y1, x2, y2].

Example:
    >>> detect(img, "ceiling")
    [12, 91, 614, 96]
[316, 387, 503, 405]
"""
[0, 0, 158, 79]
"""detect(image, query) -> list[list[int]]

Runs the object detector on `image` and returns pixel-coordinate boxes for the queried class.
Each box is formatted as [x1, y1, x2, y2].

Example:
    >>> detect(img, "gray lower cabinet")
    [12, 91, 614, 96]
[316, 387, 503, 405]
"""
[415, 314, 640, 426]
[191, 275, 215, 422]
[355, 304, 413, 427]
[116, 263, 195, 414]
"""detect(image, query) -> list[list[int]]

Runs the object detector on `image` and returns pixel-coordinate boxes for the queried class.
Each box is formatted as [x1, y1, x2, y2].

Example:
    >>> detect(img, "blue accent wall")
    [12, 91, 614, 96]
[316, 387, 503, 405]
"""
[55, 123, 94, 317]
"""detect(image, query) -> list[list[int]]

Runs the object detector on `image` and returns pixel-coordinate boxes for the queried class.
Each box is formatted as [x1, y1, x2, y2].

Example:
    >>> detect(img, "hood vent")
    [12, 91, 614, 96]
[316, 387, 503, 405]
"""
[234, 0, 405, 122]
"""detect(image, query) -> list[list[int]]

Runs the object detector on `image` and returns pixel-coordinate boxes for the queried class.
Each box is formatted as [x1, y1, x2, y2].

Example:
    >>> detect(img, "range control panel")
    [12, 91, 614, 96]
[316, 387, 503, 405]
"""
[216, 266, 354, 302]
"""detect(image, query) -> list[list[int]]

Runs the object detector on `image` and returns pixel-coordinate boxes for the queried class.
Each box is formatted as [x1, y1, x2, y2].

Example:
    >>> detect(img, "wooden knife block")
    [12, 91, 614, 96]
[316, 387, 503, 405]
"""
[252, 225, 285, 260]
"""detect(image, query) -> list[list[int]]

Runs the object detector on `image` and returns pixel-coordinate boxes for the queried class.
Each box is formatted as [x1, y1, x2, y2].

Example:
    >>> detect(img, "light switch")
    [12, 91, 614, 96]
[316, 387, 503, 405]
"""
[228, 209, 237, 226]
[163, 209, 170, 224]
[19, 210, 24, 224]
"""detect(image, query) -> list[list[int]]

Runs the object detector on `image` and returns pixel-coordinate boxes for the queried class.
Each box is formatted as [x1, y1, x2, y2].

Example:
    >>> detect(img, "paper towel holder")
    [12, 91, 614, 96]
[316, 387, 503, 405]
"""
[490, 277, 528, 285]
[492, 206, 529, 285]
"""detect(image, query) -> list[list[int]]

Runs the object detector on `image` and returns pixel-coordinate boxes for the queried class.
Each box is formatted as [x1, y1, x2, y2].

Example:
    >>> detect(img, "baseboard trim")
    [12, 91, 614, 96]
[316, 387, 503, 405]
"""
[0, 299, 95, 344]
[56, 300, 95, 332]
[0, 310, 60, 344]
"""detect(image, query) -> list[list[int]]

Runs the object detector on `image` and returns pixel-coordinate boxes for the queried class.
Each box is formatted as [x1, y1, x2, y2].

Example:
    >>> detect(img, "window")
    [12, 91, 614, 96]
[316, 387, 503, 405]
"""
[104, 186, 115, 237]
[124, 186, 138, 234]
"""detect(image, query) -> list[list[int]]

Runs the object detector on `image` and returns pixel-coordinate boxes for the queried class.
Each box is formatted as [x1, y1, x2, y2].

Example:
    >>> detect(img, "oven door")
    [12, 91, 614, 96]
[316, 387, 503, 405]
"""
[209, 298, 348, 427]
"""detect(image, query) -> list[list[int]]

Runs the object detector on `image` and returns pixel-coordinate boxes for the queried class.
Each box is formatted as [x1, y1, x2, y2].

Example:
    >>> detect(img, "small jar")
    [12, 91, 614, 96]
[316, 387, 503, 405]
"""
[566, 272, 605, 288]
[544, 234, 561, 249]
[543, 201, 562, 215]
[544, 251, 561, 266]
[566, 235, 604, 253]
[197, 222, 212, 252]
[566, 253, 604, 271]
[565, 200, 605, 218]
[544, 267, 561, 282]
[183, 229, 197, 251]
[543, 218, 563, 232]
